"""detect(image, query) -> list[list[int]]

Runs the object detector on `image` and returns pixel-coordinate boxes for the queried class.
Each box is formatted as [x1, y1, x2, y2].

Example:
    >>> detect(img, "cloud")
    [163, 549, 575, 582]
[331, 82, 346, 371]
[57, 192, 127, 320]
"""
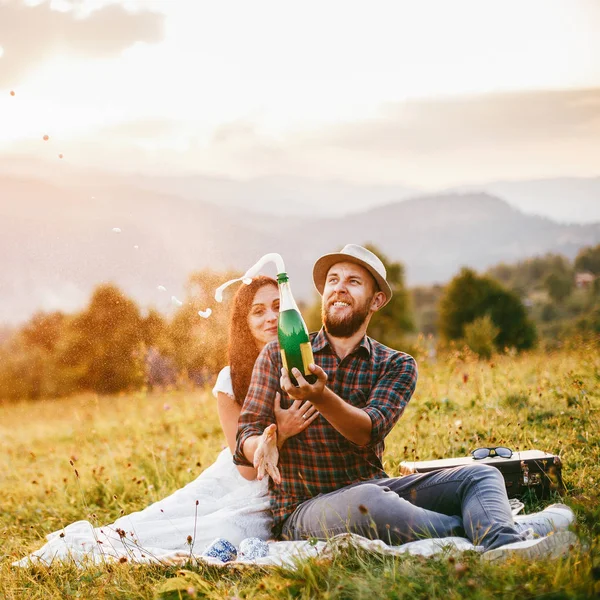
[0, 0, 164, 86]
[237, 87, 599, 186]
[314, 88, 600, 156]
[76, 88, 600, 186]
[99, 118, 181, 140]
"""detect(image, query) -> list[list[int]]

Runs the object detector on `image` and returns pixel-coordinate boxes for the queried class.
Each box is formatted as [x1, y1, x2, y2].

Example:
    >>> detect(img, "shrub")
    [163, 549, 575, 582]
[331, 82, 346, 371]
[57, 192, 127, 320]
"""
[463, 315, 499, 359]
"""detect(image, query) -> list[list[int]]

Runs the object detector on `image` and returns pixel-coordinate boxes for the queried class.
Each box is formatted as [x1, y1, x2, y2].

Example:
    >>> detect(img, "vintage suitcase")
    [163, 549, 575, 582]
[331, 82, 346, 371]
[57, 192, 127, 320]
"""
[399, 450, 565, 500]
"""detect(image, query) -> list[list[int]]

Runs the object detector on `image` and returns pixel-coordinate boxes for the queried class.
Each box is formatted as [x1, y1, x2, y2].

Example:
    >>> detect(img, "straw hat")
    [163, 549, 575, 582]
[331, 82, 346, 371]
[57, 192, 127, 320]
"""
[312, 244, 392, 307]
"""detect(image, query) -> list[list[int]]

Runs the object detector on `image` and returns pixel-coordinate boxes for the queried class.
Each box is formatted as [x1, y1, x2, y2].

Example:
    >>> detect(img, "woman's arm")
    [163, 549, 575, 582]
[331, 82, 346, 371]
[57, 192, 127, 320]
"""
[216, 391, 258, 480]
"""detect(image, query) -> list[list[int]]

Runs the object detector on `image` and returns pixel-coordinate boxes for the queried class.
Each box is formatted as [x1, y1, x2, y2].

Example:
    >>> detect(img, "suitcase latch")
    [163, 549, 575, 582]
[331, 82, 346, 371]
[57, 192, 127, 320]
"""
[521, 461, 529, 485]
[521, 461, 541, 487]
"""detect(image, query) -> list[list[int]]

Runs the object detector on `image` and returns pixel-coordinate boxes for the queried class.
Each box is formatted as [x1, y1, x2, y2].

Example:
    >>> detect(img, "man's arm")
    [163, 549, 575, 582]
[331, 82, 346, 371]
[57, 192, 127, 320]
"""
[282, 353, 417, 446]
[281, 365, 372, 445]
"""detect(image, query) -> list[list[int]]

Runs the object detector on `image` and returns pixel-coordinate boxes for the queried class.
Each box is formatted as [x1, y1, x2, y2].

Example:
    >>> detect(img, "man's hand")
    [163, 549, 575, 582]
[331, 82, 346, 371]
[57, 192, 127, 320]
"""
[253, 424, 281, 484]
[281, 364, 328, 404]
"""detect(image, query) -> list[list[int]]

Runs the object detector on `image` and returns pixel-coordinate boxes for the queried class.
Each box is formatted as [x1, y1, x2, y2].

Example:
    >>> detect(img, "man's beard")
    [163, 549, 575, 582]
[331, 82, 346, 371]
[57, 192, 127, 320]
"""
[322, 297, 372, 338]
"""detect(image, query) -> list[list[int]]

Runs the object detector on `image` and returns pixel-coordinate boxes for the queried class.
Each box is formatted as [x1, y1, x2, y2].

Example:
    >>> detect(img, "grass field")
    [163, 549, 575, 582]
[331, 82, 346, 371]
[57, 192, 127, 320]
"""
[1, 342, 599, 599]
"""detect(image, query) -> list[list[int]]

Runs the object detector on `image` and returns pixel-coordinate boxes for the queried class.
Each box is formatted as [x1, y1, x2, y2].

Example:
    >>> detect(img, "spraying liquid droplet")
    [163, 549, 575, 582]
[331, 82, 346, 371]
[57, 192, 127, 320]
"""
[112, 227, 122, 234]
[171, 296, 183, 307]
[198, 308, 212, 319]
[157, 285, 167, 292]
[214, 253, 286, 302]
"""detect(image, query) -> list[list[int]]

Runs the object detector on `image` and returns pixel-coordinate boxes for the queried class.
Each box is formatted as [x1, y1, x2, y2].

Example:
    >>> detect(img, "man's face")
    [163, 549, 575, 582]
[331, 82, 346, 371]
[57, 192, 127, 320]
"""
[321, 261, 380, 338]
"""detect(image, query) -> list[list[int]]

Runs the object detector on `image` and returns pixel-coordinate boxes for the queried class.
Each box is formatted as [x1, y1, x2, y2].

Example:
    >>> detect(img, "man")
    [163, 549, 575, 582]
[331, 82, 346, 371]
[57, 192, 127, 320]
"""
[234, 244, 575, 561]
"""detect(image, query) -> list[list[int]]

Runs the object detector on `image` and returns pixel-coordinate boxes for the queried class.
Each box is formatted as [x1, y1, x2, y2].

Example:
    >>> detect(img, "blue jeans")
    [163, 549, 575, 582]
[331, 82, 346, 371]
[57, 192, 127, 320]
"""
[281, 464, 526, 550]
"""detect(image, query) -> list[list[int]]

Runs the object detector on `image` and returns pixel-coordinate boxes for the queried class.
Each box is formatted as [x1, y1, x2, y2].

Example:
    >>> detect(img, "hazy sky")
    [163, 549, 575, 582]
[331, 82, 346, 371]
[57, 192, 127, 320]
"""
[1, 0, 599, 188]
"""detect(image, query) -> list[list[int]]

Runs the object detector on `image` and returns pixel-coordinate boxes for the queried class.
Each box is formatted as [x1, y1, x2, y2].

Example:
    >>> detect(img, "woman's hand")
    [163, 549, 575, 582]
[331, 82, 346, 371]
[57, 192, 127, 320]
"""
[253, 424, 281, 484]
[274, 392, 319, 448]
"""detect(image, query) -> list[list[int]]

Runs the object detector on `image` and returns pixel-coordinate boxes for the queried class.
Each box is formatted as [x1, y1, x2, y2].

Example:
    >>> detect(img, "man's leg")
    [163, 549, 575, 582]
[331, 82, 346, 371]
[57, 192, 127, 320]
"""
[381, 463, 525, 549]
[282, 464, 525, 550]
[281, 480, 463, 546]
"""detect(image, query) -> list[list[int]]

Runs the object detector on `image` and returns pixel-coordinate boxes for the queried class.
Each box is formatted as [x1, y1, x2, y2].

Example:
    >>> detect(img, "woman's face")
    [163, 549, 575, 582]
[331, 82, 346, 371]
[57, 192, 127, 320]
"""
[247, 284, 280, 349]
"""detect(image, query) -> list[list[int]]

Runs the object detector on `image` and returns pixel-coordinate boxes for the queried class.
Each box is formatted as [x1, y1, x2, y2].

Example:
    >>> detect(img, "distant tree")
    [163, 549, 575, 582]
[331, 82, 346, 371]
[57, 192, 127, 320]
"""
[59, 284, 145, 394]
[7, 311, 70, 399]
[575, 306, 600, 334]
[575, 244, 600, 275]
[463, 315, 499, 359]
[300, 294, 323, 333]
[21, 311, 67, 353]
[170, 269, 239, 383]
[487, 254, 573, 296]
[544, 272, 573, 303]
[360, 244, 414, 349]
[0, 334, 56, 400]
[411, 284, 445, 335]
[141, 308, 172, 355]
[140, 308, 176, 389]
[540, 303, 558, 323]
[439, 268, 537, 351]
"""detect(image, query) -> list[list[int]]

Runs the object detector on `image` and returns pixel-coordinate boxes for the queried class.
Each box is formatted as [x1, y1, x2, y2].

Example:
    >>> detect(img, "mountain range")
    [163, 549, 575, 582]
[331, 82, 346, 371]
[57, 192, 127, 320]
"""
[2, 155, 599, 223]
[2, 174, 599, 325]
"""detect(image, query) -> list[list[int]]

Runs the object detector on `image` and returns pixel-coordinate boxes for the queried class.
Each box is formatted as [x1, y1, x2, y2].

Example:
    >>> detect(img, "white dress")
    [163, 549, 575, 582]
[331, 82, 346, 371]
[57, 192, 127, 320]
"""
[15, 367, 272, 566]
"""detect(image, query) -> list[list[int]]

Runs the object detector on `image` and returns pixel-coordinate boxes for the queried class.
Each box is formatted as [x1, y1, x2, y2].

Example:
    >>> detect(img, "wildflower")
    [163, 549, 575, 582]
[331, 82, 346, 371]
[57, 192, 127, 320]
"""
[119, 556, 128, 563]
[187, 535, 193, 545]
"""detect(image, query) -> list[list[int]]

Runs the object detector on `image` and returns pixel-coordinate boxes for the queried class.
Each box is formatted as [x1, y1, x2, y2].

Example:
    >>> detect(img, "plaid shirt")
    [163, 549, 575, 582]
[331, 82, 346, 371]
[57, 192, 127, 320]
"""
[233, 328, 418, 534]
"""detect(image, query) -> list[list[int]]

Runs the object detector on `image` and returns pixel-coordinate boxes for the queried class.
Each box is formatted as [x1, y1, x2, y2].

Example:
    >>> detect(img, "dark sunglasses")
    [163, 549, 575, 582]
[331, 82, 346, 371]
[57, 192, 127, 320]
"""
[471, 447, 513, 460]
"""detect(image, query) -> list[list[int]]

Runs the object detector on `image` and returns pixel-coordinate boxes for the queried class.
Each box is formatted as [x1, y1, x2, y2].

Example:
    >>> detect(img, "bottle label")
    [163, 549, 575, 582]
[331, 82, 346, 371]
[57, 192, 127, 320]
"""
[280, 344, 314, 377]
[300, 342, 314, 375]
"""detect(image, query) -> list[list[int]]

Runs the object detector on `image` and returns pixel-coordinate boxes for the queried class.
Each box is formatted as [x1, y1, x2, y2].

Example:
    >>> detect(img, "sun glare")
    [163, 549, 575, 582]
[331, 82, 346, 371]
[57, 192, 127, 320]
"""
[0, 0, 598, 177]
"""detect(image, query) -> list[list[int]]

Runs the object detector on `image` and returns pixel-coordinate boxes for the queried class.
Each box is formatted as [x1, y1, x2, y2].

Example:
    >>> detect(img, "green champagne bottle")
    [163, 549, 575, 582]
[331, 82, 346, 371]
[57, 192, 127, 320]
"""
[277, 272, 317, 386]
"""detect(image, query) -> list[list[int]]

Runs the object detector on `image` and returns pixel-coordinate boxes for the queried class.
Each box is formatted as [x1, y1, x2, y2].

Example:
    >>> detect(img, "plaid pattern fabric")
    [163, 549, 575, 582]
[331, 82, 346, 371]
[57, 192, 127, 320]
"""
[233, 328, 418, 534]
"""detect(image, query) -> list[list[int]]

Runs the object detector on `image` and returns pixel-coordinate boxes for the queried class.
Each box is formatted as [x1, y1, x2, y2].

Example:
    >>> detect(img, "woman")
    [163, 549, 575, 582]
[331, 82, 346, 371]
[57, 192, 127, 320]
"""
[16, 276, 318, 566]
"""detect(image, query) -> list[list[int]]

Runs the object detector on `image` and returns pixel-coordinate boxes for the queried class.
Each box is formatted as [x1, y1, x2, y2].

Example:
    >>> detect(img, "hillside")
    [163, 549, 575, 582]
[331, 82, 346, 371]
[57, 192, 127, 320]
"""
[1, 177, 599, 324]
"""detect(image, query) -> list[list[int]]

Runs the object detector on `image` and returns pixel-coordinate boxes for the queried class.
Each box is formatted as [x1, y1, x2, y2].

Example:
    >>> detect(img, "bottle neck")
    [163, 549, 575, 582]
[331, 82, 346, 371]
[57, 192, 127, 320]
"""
[277, 274, 299, 311]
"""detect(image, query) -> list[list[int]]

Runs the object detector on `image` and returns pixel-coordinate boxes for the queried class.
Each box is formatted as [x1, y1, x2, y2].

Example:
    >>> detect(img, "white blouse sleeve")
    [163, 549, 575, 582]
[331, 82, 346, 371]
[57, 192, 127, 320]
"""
[212, 366, 235, 400]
